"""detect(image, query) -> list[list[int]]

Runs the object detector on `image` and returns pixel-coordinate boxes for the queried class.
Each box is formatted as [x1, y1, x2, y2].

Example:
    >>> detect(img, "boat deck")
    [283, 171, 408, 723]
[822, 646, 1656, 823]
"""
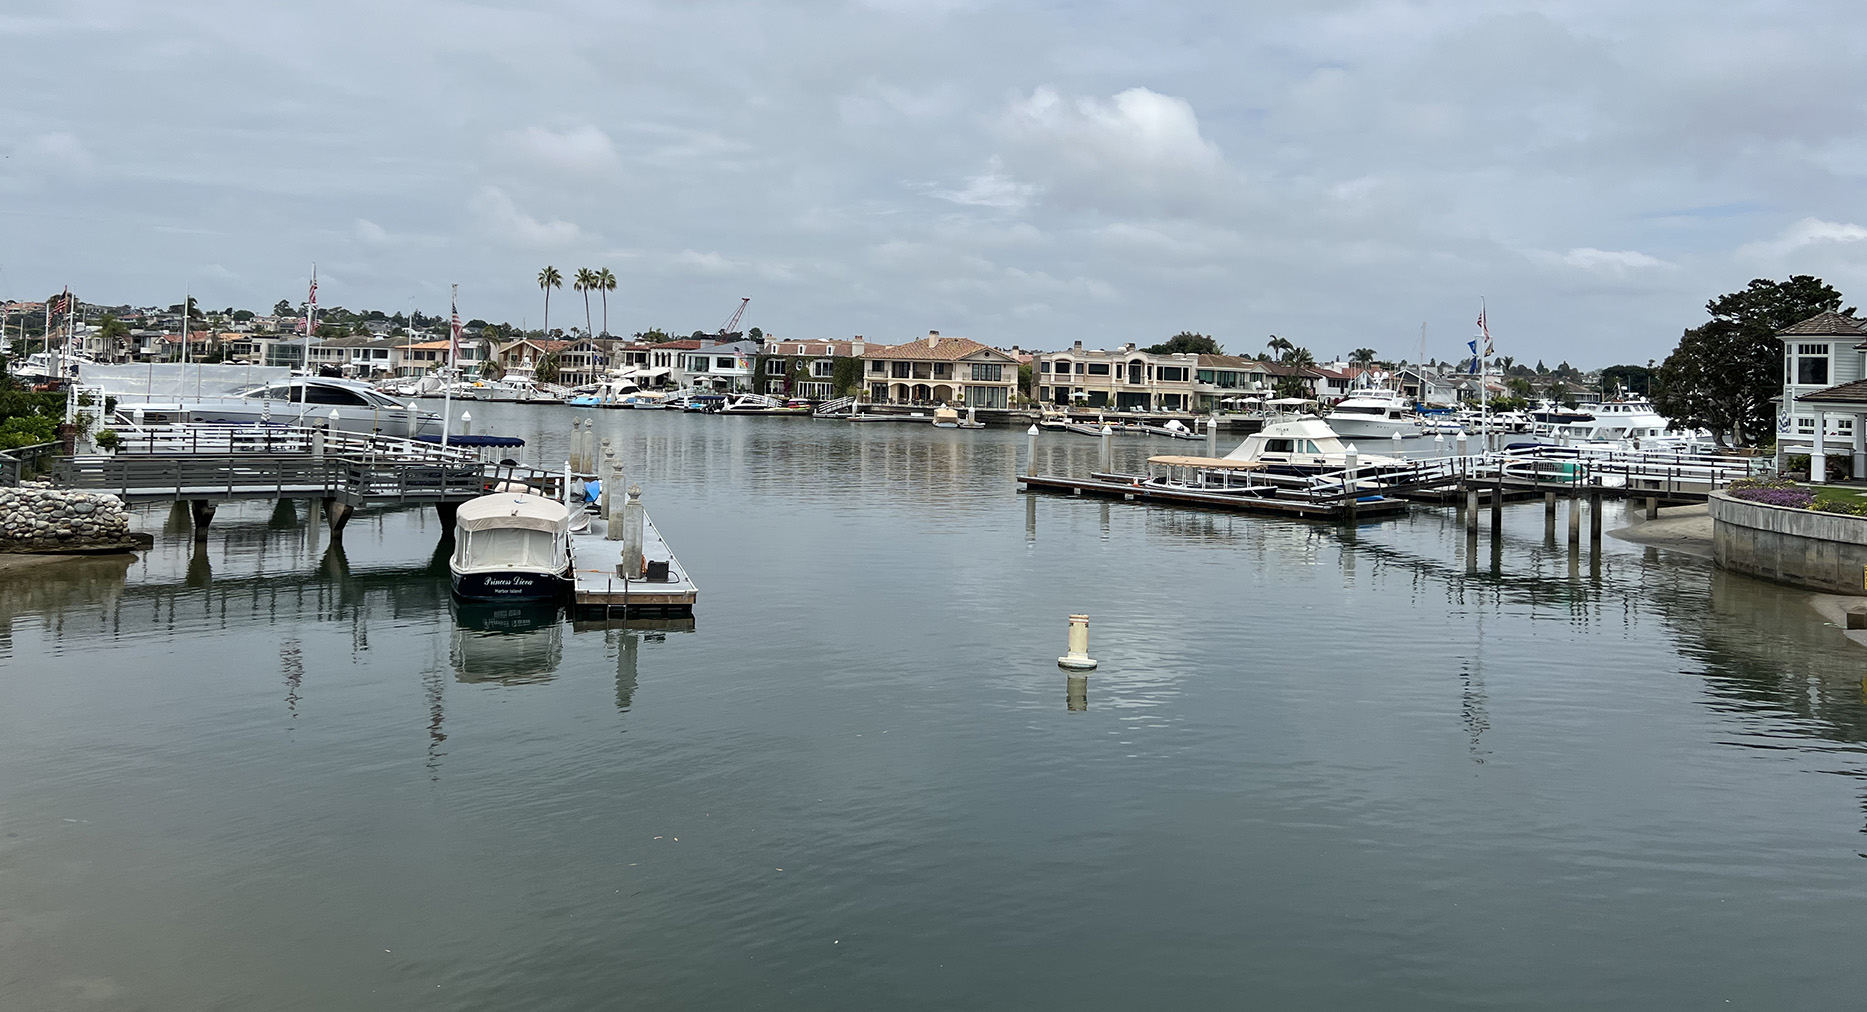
[1018, 473, 1410, 519]
[569, 512, 698, 617]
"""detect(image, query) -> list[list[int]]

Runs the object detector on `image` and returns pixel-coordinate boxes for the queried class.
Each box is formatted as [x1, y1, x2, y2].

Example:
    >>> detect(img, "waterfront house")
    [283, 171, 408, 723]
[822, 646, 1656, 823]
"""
[1035, 341, 1197, 411]
[1192, 355, 1272, 410]
[862, 331, 1021, 408]
[1773, 311, 1867, 481]
[755, 338, 854, 400]
[664, 339, 755, 391]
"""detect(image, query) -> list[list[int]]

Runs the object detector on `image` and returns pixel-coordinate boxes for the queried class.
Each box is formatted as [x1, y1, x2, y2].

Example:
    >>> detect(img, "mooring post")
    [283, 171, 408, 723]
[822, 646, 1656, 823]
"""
[1099, 425, 1113, 474]
[1589, 492, 1603, 549]
[1490, 473, 1504, 532]
[324, 498, 354, 536]
[1206, 413, 1219, 458]
[1568, 491, 1581, 546]
[1545, 491, 1557, 538]
[1344, 443, 1359, 522]
[189, 499, 216, 541]
[1465, 487, 1479, 532]
[1026, 424, 1039, 477]
[621, 485, 645, 577]
[1646, 496, 1659, 521]
[1058, 614, 1097, 670]
[459, 409, 473, 437]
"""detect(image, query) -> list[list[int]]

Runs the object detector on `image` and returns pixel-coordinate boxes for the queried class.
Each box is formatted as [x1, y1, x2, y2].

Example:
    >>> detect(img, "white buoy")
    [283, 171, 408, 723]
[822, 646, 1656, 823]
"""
[459, 409, 473, 436]
[1026, 424, 1038, 474]
[1058, 613, 1098, 670]
[1099, 424, 1113, 473]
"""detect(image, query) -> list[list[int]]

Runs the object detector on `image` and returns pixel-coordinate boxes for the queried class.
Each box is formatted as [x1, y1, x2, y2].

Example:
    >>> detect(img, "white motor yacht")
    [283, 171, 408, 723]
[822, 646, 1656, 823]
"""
[1223, 416, 1407, 474]
[1548, 398, 1709, 450]
[104, 372, 443, 437]
[1326, 388, 1422, 440]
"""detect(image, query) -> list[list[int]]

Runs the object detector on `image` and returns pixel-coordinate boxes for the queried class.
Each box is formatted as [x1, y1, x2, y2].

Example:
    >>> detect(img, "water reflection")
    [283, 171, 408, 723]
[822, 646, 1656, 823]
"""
[448, 601, 565, 684]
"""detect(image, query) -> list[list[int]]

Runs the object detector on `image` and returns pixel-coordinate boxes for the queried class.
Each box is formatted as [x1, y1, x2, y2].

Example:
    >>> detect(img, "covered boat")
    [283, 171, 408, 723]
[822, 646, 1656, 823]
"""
[448, 493, 573, 602]
[1223, 416, 1407, 474]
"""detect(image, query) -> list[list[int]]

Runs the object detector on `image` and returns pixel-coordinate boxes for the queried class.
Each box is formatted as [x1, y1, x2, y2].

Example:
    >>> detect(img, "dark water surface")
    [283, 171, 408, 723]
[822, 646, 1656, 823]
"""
[6, 405, 1867, 1010]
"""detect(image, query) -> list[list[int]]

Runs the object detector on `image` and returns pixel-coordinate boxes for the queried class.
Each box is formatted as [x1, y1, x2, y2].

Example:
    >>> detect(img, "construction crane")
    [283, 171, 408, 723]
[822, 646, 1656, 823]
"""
[717, 297, 750, 340]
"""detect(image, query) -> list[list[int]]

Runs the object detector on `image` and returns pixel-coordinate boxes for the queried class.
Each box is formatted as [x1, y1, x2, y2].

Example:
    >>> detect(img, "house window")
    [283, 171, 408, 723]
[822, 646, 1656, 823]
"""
[1797, 416, 1815, 434]
[716, 356, 734, 369]
[1087, 363, 1111, 375]
[933, 363, 949, 378]
[1040, 361, 1051, 373]
[870, 360, 885, 374]
[1075, 362, 1085, 374]
[891, 362, 912, 378]
[970, 363, 1002, 382]
[767, 359, 789, 375]
[965, 385, 1009, 408]
[1796, 344, 1830, 385]
[811, 360, 835, 378]
[1158, 366, 1187, 382]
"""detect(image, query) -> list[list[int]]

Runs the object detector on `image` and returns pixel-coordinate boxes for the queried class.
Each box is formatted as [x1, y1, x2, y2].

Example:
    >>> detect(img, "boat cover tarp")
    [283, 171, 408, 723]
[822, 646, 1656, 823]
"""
[455, 493, 572, 534]
[78, 363, 290, 400]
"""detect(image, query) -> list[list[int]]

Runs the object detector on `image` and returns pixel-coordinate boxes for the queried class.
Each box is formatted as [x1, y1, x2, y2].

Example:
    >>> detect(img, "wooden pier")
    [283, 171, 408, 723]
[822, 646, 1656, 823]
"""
[1018, 470, 1411, 520]
[569, 513, 698, 618]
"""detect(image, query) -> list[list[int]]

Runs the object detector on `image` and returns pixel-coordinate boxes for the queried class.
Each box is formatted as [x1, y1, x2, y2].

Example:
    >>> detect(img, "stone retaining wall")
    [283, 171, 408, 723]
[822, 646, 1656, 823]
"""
[1710, 490, 1867, 593]
[0, 483, 133, 552]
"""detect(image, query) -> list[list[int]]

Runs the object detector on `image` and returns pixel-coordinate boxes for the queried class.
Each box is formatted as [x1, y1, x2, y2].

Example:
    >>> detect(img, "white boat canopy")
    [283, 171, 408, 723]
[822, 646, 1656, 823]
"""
[455, 494, 572, 535]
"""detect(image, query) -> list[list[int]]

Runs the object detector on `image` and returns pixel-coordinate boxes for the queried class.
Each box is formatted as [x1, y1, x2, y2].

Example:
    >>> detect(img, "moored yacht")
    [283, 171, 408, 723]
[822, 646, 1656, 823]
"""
[99, 372, 444, 437]
[1548, 398, 1709, 450]
[1326, 388, 1422, 440]
[1223, 416, 1408, 474]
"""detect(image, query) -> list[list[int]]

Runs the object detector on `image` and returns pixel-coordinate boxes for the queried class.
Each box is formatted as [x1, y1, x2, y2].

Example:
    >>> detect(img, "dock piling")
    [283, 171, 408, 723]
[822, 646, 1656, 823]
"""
[1058, 614, 1098, 671]
[1589, 492, 1603, 549]
[1568, 491, 1581, 546]
[1026, 424, 1038, 475]
[621, 485, 645, 577]
[1098, 425, 1113, 473]
[1545, 492, 1557, 538]
[1646, 496, 1659, 521]
[1465, 487, 1479, 532]
[189, 499, 216, 541]
[1490, 474, 1503, 533]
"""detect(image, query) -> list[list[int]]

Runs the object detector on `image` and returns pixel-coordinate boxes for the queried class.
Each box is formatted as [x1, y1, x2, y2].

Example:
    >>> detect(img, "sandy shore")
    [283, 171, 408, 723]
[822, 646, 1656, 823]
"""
[1607, 503, 1714, 558]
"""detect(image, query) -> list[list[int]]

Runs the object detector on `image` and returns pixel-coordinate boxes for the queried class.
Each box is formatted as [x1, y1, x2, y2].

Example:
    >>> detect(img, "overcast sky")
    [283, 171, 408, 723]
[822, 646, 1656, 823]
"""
[4, 0, 1865, 366]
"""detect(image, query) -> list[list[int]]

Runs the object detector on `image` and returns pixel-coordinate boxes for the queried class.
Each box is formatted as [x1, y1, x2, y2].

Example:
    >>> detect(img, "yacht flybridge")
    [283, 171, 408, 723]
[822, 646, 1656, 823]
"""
[1325, 388, 1423, 440]
[1223, 416, 1408, 474]
[1546, 398, 1709, 450]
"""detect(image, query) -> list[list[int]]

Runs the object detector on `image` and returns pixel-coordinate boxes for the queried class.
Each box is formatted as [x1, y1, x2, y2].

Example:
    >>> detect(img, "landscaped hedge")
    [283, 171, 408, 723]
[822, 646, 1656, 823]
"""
[1728, 476, 1867, 516]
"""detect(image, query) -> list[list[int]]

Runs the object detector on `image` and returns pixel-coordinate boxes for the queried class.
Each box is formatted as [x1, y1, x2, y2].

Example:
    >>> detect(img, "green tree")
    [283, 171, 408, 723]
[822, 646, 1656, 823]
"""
[597, 268, 618, 336]
[1349, 347, 1378, 369]
[1600, 364, 1652, 397]
[535, 351, 561, 386]
[1653, 275, 1850, 446]
[747, 326, 763, 340]
[96, 314, 130, 357]
[1145, 331, 1222, 355]
[1266, 335, 1293, 360]
[273, 299, 294, 316]
[635, 328, 672, 343]
[537, 266, 562, 337]
[573, 267, 597, 337]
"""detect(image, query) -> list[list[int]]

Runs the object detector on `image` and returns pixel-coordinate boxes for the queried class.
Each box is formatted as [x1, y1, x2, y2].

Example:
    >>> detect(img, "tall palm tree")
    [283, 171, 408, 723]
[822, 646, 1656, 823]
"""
[537, 266, 562, 337]
[597, 268, 617, 336]
[1350, 347, 1377, 369]
[1266, 335, 1293, 360]
[573, 267, 597, 338]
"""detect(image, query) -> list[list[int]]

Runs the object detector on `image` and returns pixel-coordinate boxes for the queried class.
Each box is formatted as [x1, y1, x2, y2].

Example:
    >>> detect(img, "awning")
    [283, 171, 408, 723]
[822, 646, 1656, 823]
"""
[455, 493, 572, 534]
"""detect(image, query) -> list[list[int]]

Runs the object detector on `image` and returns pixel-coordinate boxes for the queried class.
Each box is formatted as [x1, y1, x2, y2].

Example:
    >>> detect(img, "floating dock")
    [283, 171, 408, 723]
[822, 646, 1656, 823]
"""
[1018, 471, 1410, 520]
[569, 513, 698, 617]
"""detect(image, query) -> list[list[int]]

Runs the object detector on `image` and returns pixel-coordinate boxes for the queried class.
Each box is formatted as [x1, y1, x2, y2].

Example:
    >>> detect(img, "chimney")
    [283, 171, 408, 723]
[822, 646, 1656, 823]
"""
[927, 329, 940, 348]
[1073, 340, 1083, 352]
[851, 335, 865, 356]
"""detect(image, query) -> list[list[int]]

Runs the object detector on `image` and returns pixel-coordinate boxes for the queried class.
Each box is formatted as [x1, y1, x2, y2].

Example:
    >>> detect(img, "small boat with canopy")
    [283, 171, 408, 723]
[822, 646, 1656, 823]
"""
[448, 493, 574, 602]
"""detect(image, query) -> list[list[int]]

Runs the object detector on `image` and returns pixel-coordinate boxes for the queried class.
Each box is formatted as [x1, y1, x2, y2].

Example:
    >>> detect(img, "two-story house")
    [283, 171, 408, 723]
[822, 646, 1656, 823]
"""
[1775, 311, 1867, 481]
[1034, 342, 1198, 411]
[863, 331, 1021, 408]
[1192, 355, 1272, 410]
[755, 339, 853, 400]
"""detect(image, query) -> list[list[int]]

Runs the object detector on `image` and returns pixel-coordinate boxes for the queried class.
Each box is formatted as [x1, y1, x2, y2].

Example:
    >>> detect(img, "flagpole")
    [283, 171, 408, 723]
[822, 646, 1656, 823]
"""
[443, 284, 457, 450]
[302, 263, 315, 416]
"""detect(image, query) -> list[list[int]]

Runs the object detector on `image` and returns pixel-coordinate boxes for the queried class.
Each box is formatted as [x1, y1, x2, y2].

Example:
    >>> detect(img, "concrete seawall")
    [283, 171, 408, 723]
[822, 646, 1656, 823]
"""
[1710, 490, 1867, 593]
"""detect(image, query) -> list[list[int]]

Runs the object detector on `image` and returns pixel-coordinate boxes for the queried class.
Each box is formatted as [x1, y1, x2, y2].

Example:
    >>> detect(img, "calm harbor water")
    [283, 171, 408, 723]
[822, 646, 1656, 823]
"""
[6, 404, 1867, 1009]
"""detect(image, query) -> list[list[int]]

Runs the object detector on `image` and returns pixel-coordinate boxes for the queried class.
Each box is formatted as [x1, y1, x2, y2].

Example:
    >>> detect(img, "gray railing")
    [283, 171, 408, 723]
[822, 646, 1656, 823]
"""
[0, 441, 61, 487]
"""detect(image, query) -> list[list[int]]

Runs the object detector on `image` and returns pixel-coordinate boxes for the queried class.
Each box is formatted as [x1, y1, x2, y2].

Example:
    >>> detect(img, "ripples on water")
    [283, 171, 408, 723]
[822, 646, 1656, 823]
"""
[5, 407, 1867, 1009]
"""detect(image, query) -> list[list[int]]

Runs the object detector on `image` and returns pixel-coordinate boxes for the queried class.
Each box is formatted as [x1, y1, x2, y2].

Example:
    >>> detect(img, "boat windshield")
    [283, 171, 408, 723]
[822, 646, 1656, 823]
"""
[459, 529, 559, 571]
[1333, 404, 1385, 415]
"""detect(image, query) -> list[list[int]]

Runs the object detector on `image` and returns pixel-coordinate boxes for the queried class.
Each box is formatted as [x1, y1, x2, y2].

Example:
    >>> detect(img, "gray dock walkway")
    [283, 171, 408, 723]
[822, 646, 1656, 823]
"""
[569, 513, 698, 617]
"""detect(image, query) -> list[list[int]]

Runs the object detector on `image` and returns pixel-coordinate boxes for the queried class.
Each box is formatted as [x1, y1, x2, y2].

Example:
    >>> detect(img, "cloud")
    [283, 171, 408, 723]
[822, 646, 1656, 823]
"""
[997, 87, 1231, 213]
[467, 187, 584, 248]
[671, 249, 735, 274]
[1538, 247, 1675, 274]
[19, 132, 96, 174]
[1738, 218, 1867, 260]
[512, 125, 620, 174]
[354, 219, 391, 245]
[932, 157, 1041, 210]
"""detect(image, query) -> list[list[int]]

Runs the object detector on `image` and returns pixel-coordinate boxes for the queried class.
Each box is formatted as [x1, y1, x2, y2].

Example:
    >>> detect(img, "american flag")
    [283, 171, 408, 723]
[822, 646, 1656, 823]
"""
[50, 290, 69, 315]
[1477, 304, 1493, 357]
[449, 285, 463, 362]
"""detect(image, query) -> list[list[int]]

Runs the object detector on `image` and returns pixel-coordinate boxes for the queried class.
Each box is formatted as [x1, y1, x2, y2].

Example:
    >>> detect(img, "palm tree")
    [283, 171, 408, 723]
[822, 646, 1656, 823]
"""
[537, 266, 562, 338]
[596, 268, 617, 336]
[1266, 335, 1293, 360]
[1350, 347, 1377, 370]
[573, 268, 597, 338]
